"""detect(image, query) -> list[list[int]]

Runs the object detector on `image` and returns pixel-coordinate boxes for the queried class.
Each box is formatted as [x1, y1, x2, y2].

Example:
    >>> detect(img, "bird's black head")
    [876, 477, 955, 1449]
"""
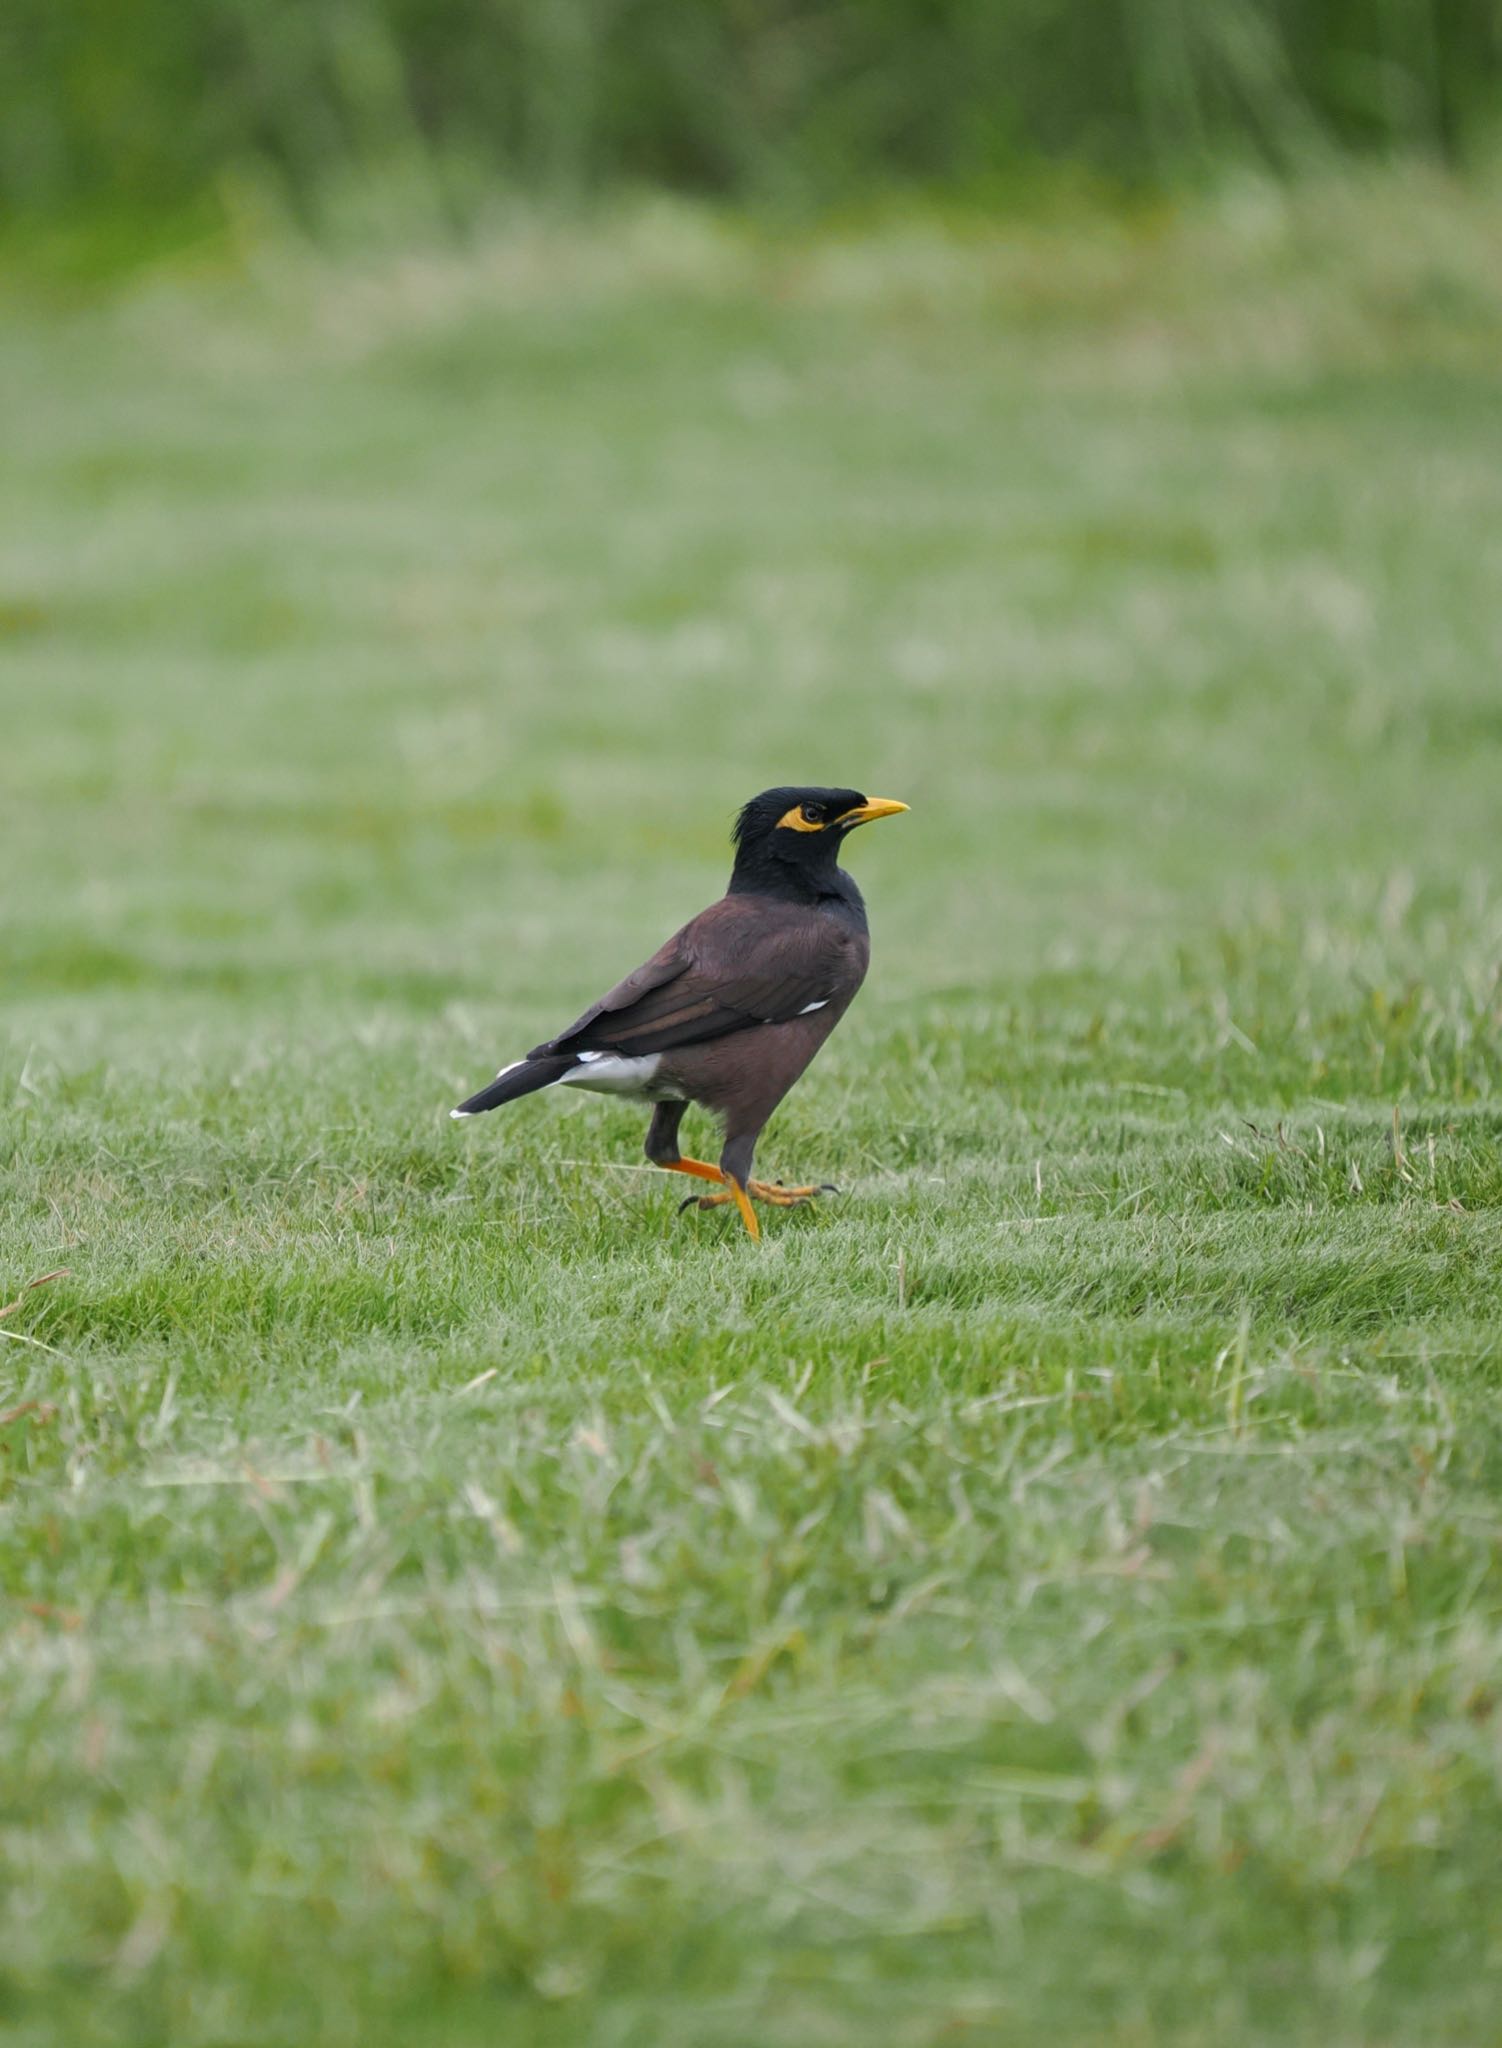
[728, 786, 908, 901]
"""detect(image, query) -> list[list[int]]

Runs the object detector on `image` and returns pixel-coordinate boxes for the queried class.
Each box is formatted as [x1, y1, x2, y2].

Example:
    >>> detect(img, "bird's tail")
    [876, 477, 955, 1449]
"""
[451, 1055, 575, 1118]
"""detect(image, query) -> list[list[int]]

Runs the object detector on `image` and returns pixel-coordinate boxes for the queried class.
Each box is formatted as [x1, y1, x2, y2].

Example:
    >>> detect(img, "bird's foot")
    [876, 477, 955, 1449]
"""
[749, 1178, 838, 1207]
[679, 1178, 836, 1215]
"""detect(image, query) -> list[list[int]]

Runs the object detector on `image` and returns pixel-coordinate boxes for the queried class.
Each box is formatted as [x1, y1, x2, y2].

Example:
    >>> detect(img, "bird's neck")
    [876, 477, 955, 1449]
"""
[727, 850, 866, 921]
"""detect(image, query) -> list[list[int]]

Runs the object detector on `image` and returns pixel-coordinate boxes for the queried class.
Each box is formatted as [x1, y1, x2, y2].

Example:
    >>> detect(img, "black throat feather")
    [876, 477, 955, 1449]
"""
[727, 790, 869, 922]
[727, 835, 854, 906]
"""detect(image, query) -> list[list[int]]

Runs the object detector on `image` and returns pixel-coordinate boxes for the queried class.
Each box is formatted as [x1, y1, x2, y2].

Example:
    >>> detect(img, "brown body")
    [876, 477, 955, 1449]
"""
[452, 785, 904, 1238]
[633, 895, 871, 1189]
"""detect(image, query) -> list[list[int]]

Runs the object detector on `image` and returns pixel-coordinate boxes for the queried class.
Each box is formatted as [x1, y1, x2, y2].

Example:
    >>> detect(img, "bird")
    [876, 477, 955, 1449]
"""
[450, 786, 908, 1239]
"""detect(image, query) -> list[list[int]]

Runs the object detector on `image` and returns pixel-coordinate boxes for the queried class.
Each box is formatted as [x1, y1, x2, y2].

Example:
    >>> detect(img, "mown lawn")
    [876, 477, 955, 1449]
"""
[3, 175, 1502, 2045]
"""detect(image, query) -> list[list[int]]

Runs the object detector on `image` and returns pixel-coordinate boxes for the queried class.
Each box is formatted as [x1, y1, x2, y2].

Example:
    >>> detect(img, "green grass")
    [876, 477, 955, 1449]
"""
[4, 173, 1502, 2045]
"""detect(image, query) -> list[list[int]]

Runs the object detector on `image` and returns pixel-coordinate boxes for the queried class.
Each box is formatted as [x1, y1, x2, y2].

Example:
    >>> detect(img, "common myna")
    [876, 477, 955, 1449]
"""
[451, 786, 908, 1239]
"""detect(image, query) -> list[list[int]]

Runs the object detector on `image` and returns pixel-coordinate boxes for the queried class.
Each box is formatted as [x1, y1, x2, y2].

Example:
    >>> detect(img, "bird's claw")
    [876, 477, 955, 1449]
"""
[678, 1179, 839, 1217]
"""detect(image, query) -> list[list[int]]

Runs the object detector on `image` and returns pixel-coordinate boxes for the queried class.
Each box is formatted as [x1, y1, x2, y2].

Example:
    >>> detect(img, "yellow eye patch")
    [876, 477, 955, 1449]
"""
[776, 805, 826, 832]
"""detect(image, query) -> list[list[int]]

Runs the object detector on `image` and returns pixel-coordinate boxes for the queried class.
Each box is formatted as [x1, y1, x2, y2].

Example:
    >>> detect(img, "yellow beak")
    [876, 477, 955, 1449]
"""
[835, 797, 909, 828]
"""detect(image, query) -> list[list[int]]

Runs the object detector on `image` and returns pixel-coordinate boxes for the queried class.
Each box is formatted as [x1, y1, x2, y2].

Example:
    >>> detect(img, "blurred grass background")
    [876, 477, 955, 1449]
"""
[6, 0, 1502, 269]
[5, 8, 1502, 2048]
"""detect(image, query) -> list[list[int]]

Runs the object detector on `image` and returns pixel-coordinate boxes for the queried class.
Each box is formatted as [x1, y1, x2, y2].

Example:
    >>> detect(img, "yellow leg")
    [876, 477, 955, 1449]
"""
[659, 1154, 758, 1238]
[726, 1175, 760, 1240]
[657, 1155, 724, 1188]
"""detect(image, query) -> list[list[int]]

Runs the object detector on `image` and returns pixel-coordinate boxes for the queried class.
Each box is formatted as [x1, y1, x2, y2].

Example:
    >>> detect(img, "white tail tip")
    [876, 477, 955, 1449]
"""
[450, 1108, 471, 1119]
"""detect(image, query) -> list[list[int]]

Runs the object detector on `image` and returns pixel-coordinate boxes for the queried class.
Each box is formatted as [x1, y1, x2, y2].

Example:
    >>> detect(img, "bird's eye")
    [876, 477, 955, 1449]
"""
[801, 804, 822, 824]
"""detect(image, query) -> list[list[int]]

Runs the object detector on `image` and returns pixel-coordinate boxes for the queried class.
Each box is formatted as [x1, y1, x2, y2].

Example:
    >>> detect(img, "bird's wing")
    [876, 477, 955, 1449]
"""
[532, 897, 845, 1059]
[531, 938, 690, 1055]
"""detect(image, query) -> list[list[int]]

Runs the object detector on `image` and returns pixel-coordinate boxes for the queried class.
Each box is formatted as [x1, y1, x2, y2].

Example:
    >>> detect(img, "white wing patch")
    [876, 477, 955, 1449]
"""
[562, 1052, 682, 1101]
[798, 999, 829, 1015]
